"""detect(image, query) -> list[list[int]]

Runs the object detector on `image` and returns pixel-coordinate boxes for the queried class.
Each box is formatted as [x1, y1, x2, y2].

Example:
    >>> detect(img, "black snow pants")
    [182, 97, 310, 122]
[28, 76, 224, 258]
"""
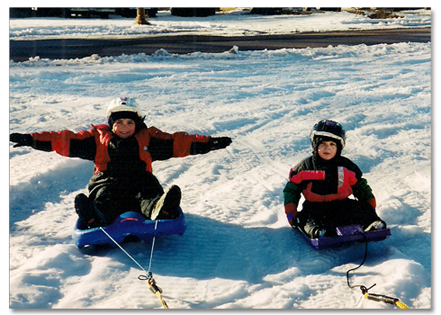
[298, 199, 381, 239]
[87, 171, 164, 225]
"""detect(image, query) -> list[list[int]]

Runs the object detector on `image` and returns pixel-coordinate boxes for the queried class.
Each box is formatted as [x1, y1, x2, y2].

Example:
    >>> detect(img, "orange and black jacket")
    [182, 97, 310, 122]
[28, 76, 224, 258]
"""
[283, 155, 376, 210]
[28, 123, 212, 178]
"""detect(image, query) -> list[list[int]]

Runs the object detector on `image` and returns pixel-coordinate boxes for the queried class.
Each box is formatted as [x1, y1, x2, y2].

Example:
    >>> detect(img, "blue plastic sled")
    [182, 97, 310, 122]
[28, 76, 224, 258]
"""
[295, 224, 391, 250]
[73, 208, 187, 249]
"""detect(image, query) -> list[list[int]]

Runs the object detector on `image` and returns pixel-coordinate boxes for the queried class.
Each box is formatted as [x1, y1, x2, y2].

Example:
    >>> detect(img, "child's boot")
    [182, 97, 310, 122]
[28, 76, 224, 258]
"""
[364, 220, 387, 232]
[150, 185, 181, 220]
[75, 193, 105, 228]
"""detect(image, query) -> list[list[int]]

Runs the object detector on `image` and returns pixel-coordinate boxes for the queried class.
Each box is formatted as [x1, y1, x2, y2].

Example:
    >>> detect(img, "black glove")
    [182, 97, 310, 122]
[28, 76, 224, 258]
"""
[191, 137, 232, 154]
[10, 133, 33, 148]
[209, 137, 232, 150]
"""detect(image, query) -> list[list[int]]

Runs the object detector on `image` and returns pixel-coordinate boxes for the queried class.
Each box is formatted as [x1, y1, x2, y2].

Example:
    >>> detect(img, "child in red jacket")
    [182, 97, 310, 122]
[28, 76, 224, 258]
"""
[10, 97, 232, 227]
[283, 119, 385, 238]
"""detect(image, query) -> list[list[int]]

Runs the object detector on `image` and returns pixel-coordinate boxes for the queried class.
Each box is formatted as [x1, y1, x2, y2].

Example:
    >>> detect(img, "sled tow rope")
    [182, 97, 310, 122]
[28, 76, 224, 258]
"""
[99, 221, 169, 309]
[346, 232, 409, 309]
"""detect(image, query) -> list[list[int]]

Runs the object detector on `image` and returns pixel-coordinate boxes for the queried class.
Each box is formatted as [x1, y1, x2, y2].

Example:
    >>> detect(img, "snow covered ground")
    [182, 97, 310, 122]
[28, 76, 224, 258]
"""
[8, 9, 432, 310]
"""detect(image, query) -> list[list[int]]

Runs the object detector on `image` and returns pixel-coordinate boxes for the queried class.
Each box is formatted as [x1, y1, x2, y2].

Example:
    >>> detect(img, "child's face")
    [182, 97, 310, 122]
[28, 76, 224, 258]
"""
[317, 140, 337, 160]
[112, 118, 136, 138]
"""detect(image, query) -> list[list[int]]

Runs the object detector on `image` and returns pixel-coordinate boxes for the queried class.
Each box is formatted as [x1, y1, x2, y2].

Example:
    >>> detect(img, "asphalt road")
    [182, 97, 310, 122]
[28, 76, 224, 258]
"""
[10, 27, 431, 62]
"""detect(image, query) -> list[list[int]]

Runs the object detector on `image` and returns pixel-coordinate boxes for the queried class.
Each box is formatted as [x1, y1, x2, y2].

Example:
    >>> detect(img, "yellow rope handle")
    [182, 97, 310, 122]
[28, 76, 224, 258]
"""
[395, 300, 409, 309]
[148, 277, 169, 309]
[364, 292, 409, 309]
[154, 291, 169, 309]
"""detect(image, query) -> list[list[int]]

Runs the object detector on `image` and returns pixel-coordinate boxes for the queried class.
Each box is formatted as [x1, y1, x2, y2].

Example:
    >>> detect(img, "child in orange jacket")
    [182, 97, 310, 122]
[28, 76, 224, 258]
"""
[10, 97, 232, 227]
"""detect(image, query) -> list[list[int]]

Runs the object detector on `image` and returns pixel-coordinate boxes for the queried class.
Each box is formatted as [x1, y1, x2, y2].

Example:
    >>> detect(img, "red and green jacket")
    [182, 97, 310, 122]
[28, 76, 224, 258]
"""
[283, 155, 376, 210]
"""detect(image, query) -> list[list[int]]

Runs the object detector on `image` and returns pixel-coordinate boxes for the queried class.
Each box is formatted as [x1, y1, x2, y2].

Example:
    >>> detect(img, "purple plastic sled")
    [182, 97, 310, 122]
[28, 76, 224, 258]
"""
[296, 224, 391, 250]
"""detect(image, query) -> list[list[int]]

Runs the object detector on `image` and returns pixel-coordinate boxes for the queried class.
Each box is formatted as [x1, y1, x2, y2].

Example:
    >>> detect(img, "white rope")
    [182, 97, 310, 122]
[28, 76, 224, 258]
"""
[99, 221, 168, 308]
[147, 220, 159, 273]
[99, 227, 148, 273]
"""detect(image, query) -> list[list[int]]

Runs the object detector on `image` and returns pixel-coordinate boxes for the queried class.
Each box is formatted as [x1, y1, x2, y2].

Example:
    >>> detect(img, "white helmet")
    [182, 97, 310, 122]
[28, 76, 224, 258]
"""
[106, 97, 142, 119]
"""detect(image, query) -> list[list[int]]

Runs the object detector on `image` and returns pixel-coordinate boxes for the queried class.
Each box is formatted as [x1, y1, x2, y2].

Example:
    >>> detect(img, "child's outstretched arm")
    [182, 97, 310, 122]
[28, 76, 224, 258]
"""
[147, 127, 231, 161]
[10, 130, 96, 160]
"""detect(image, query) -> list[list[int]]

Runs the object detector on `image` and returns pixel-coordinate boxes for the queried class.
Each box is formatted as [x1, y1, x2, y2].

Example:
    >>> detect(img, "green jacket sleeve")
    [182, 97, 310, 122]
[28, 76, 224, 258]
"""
[283, 181, 303, 206]
[352, 177, 375, 202]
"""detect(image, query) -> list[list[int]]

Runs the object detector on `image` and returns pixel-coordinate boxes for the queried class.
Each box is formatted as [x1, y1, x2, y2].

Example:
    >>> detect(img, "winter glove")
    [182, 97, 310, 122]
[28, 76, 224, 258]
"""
[209, 137, 232, 150]
[191, 137, 232, 154]
[10, 133, 33, 148]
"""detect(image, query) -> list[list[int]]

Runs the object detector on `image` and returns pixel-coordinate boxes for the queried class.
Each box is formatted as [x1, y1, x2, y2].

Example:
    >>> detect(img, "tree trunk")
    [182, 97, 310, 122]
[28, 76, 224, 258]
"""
[135, 8, 150, 25]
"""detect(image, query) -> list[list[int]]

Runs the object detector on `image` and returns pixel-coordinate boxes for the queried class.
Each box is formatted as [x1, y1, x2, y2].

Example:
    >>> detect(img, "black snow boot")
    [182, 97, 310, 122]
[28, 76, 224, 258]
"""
[74, 193, 105, 228]
[150, 185, 181, 220]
